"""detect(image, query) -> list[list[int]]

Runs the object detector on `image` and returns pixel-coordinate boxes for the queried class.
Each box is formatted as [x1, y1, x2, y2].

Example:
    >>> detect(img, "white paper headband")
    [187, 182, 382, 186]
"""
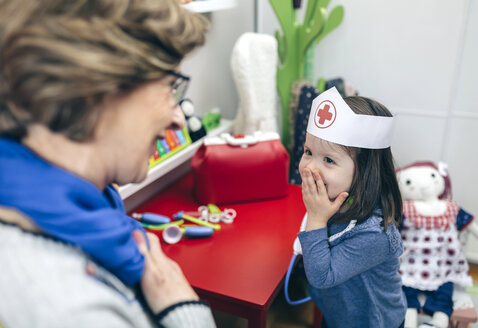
[306, 87, 394, 149]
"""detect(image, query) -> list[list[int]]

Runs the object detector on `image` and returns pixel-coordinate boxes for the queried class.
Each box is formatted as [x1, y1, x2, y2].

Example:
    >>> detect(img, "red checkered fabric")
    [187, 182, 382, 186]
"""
[403, 200, 459, 230]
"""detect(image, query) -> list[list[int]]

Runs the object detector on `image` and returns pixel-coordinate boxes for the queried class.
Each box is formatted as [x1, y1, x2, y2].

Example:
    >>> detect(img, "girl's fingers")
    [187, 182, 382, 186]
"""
[300, 169, 313, 191]
[311, 170, 326, 194]
[332, 192, 349, 211]
[302, 169, 317, 193]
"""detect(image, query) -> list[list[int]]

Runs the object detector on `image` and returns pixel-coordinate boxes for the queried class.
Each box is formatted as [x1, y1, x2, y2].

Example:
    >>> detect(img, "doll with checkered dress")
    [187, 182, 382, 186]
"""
[397, 161, 476, 328]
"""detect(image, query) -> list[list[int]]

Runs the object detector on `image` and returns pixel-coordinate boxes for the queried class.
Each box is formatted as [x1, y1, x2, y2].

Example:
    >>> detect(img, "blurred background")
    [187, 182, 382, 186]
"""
[182, 0, 478, 264]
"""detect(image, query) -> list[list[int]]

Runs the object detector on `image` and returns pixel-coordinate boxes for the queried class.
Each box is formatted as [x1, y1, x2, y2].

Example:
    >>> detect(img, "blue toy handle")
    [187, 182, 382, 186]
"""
[183, 226, 213, 238]
[140, 213, 171, 225]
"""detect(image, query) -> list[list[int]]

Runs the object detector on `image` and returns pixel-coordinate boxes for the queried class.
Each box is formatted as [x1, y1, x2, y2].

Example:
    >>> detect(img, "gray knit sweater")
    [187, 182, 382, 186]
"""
[0, 222, 216, 328]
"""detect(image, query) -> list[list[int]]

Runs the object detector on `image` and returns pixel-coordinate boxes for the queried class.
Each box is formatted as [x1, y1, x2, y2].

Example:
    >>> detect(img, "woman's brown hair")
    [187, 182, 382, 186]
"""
[0, 0, 208, 141]
[331, 96, 402, 230]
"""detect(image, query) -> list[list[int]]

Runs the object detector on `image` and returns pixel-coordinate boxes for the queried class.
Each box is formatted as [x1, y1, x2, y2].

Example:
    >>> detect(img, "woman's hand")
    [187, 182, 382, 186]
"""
[132, 230, 199, 314]
[300, 168, 348, 231]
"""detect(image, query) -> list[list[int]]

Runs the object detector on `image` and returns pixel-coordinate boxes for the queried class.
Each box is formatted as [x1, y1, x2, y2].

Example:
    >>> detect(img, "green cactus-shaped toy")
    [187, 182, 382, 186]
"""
[269, 0, 344, 148]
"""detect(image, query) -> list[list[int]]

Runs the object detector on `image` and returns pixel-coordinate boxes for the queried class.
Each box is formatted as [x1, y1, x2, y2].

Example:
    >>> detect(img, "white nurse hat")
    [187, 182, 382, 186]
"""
[306, 87, 394, 149]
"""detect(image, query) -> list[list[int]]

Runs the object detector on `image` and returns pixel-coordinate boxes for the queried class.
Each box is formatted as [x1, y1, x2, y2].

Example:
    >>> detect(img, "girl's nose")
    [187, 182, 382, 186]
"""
[305, 161, 319, 172]
[169, 105, 186, 131]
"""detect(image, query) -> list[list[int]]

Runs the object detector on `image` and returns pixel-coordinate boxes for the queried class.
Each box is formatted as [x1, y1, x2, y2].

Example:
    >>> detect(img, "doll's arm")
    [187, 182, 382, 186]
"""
[467, 221, 478, 239]
[457, 208, 475, 232]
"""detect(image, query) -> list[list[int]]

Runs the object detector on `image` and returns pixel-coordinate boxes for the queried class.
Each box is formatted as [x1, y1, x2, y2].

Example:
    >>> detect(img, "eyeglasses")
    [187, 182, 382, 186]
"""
[166, 70, 190, 107]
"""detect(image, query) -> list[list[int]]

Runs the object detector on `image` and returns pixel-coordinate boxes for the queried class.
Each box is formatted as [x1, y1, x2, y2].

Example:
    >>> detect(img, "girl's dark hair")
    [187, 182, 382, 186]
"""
[330, 96, 402, 230]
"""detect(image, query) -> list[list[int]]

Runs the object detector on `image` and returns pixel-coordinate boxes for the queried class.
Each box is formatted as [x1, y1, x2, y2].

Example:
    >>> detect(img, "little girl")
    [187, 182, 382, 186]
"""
[297, 87, 406, 327]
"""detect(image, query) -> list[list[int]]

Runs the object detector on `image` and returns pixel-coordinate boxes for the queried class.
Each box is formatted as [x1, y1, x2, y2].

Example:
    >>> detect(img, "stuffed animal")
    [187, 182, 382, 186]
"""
[396, 161, 477, 328]
[179, 99, 207, 142]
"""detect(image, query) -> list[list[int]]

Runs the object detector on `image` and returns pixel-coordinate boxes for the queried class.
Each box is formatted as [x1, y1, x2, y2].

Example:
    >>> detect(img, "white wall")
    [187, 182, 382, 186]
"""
[181, 1, 478, 261]
[259, 0, 478, 261]
[182, 1, 255, 120]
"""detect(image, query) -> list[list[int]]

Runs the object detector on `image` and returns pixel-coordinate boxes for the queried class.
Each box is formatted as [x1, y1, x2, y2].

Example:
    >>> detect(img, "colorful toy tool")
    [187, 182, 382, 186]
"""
[138, 206, 237, 244]
[197, 204, 237, 223]
[131, 212, 170, 225]
[162, 225, 214, 244]
[141, 220, 184, 231]
[173, 211, 221, 231]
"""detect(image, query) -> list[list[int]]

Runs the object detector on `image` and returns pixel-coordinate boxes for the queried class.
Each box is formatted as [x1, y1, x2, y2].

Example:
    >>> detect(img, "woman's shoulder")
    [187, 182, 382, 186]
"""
[0, 222, 153, 328]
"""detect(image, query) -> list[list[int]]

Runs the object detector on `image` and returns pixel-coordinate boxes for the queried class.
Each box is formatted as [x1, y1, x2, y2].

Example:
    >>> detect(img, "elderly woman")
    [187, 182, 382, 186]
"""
[0, 0, 216, 327]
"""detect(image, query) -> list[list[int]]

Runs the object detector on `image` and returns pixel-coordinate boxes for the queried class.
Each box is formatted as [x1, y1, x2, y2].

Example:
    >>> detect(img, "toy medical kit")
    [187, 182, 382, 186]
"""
[307, 87, 394, 149]
[191, 131, 289, 204]
[131, 212, 170, 225]
[173, 211, 221, 231]
[163, 225, 214, 244]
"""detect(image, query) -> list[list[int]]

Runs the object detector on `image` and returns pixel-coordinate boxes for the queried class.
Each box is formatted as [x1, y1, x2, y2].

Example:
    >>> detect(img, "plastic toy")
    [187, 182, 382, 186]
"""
[147, 127, 192, 169]
[202, 110, 221, 133]
[230, 32, 279, 136]
[137, 205, 237, 244]
[173, 211, 221, 231]
[131, 212, 170, 225]
[179, 98, 207, 142]
[197, 204, 237, 224]
[141, 220, 184, 231]
[269, 0, 344, 147]
[396, 161, 477, 328]
[163, 225, 214, 244]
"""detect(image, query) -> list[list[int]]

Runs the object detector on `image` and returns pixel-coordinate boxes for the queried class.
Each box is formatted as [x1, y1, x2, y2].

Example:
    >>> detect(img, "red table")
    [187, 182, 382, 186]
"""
[132, 173, 306, 328]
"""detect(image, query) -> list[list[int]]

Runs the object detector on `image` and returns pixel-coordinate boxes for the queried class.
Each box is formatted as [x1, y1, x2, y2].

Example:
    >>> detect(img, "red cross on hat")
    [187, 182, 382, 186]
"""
[314, 100, 336, 129]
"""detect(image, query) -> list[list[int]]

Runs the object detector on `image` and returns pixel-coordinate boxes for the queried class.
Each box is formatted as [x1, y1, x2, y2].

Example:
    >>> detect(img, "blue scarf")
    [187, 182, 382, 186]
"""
[0, 138, 145, 286]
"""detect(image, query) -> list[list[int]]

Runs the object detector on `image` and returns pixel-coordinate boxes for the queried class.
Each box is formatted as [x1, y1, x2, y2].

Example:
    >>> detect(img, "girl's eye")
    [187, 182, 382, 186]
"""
[324, 157, 335, 164]
[304, 149, 312, 156]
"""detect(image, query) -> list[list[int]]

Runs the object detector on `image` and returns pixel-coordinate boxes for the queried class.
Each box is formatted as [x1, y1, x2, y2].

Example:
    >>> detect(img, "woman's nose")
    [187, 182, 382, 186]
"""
[168, 105, 186, 130]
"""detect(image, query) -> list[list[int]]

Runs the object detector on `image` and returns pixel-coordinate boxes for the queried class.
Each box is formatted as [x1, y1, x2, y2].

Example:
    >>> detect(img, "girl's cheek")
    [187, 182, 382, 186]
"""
[298, 166, 306, 177]
[298, 158, 307, 172]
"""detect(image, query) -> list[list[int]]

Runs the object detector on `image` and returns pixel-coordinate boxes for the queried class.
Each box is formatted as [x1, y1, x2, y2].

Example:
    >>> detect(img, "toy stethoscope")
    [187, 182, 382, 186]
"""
[284, 213, 357, 305]
[285, 213, 312, 305]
